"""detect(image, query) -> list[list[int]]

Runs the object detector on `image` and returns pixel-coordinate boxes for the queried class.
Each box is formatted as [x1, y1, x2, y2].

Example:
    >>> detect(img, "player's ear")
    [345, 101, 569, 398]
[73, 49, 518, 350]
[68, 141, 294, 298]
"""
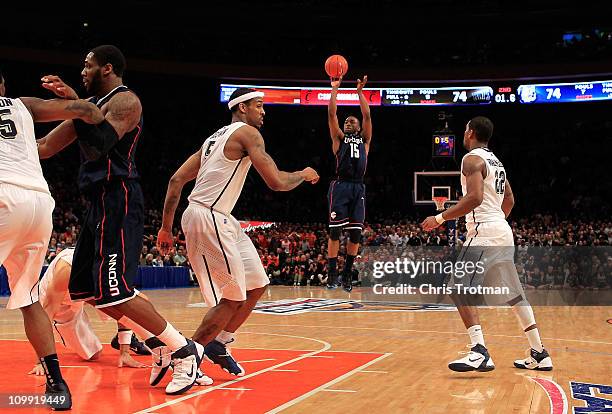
[102, 63, 113, 77]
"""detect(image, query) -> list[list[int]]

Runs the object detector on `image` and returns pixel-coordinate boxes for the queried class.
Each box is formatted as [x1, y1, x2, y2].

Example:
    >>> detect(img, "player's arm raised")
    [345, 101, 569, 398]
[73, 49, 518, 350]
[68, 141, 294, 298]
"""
[73, 91, 142, 161]
[328, 77, 344, 152]
[501, 179, 514, 218]
[421, 155, 486, 231]
[238, 126, 319, 191]
[157, 149, 202, 254]
[356, 75, 372, 148]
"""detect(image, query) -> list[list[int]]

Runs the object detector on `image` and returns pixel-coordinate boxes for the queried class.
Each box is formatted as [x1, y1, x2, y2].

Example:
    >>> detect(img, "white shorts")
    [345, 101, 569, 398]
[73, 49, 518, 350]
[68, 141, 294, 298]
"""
[182, 204, 269, 306]
[455, 221, 524, 304]
[0, 184, 54, 309]
[53, 303, 102, 360]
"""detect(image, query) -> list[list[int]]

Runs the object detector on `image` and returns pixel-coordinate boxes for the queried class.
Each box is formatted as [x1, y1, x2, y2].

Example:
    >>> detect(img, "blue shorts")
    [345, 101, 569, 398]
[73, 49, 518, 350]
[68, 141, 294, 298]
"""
[327, 180, 365, 229]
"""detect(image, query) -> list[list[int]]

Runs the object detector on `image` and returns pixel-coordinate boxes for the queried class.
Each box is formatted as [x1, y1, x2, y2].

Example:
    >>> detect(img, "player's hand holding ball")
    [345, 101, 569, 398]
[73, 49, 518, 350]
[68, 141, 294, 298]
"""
[301, 167, 320, 184]
[41, 75, 79, 100]
[156, 228, 174, 255]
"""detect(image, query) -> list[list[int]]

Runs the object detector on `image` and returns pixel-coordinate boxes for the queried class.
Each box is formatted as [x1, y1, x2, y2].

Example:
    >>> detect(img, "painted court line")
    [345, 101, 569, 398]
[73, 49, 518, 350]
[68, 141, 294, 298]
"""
[245, 323, 612, 346]
[301, 355, 334, 358]
[270, 369, 299, 372]
[266, 352, 392, 414]
[133, 333, 332, 414]
[217, 387, 252, 391]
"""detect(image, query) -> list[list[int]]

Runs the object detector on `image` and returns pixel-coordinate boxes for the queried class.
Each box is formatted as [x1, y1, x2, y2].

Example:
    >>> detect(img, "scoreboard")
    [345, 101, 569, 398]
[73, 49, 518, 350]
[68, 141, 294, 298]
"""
[220, 78, 612, 107]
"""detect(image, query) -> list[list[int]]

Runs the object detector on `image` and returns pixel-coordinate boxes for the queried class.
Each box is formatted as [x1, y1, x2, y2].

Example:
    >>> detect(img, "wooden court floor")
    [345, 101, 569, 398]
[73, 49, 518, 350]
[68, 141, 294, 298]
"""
[1, 286, 611, 413]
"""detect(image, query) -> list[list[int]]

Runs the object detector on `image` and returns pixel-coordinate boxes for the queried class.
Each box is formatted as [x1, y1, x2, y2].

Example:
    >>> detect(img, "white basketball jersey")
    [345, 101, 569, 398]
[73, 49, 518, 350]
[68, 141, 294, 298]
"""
[0, 98, 50, 194]
[460, 147, 506, 224]
[39, 248, 75, 302]
[188, 122, 252, 215]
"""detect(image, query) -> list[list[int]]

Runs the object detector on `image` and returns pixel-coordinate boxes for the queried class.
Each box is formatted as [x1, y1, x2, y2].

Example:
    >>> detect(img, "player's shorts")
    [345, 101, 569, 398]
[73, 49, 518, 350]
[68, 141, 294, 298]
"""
[182, 203, 269, 306]
[0, 184, 54, 310]
[69, 179, 143, 308]
[450, 221, 525, 305]
[52, 300, 102, 360]
[327, 180, 366, 229]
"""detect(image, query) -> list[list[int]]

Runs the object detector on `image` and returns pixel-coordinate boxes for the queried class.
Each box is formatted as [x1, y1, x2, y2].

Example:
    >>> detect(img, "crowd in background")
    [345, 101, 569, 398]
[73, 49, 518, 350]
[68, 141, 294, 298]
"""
[45, 200, 612, 290]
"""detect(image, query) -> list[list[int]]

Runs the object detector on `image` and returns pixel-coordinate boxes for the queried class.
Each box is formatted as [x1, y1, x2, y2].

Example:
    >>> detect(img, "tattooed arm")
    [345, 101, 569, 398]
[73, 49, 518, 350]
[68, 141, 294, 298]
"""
[19, 97, 104, 124]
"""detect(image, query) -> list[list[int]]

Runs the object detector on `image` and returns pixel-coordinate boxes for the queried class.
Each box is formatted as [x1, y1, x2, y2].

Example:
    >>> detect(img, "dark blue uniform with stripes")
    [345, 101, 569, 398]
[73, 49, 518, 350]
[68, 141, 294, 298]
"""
[69, 86, 144, 307]
[327, 132, 367, 230]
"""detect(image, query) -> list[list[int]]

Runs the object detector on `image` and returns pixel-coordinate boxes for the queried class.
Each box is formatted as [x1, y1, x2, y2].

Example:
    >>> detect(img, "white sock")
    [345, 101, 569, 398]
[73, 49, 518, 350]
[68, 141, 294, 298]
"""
[525, 328, 544, 352]
[216, 330, 236, 345]
[467, 325, 485, 347]
[118, 329, 133, 345]
[117, 316, 155, 340]
[157, 322, 188, 351]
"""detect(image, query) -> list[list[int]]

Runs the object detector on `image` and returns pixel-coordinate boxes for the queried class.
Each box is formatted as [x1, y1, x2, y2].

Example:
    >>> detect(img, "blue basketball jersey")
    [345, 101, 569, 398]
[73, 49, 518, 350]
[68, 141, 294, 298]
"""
[334, 132, 367, 181]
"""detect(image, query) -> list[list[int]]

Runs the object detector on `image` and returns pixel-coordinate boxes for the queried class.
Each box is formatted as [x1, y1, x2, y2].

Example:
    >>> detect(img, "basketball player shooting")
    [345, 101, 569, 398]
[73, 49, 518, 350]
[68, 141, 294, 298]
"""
[421, 116, 553, 373]
[327, 76, 372, 292]
[157, 87, 319, 377]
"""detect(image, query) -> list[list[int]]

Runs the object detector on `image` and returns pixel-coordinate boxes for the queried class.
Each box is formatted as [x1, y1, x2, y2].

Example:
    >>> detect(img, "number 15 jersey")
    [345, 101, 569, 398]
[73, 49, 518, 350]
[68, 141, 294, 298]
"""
[335, 132, 367, 182]
[460, 147, 506, 225]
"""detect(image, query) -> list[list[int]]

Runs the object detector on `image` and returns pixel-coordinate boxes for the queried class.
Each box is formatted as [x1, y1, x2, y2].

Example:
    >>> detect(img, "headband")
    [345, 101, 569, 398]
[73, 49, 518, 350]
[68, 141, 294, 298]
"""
[228, 91, 265, 109]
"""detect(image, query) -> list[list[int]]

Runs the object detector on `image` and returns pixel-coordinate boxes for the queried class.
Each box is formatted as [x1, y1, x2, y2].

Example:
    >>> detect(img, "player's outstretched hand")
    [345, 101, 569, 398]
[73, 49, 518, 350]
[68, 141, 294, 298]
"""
[421, 216, 441, 232]
[28, 363, 45, 376]
[41, 75, 79, 100]
[330, 76, 343, 89]
[156, 229, 174, 255]
[357, 75, 368, 92]
[118, 349, 147, 368]
[301, 167, 320, 184]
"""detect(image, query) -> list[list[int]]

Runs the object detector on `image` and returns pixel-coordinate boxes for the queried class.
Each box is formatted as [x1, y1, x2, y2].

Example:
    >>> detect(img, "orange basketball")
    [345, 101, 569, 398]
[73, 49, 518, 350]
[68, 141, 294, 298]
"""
[325, 55, 348, 79]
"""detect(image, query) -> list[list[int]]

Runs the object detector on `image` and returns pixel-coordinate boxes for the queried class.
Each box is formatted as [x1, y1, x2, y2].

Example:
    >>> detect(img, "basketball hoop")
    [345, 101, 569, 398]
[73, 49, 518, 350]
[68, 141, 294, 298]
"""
[432, 196, 448, 211]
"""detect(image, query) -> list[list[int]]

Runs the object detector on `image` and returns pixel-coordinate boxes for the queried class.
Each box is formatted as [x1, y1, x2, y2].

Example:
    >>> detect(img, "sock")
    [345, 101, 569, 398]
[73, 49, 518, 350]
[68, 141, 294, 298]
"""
[118, 316, 155, 340]
[157, 322, 188, 351]
[118, 329, 133, 345]
[525, 327, 544, 352]
[467, 325, 485, 347]
[344, 254, 356, 273]
[145, 336, 166, 349]
[328, 257, 338, 278]
[216, 330, 236, 345]
[41, 354, 64, 385]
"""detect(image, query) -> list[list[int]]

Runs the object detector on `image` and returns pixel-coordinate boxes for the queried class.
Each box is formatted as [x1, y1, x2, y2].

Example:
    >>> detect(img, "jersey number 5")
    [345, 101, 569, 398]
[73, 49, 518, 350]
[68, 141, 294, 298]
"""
[0, 109, 18, 139]
[350, 142, 360, 158]
[494, 170, 506, 194]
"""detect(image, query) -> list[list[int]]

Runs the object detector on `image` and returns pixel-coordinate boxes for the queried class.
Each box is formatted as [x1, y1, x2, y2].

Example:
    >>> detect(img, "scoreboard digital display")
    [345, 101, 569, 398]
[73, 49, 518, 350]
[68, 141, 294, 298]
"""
[432, 135, 455, 157]
[382, 87, 493, 106]
[220, 78, 612, 106]
[517, 80, 612, 104]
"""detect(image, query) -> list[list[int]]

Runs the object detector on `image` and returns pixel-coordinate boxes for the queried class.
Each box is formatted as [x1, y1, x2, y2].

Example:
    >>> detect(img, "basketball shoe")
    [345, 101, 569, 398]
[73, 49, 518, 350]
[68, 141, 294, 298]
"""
[147, 337, 171, 386]
[45, 380, 72, 411]
[514, 348, 553, 371]
[204, 339, 245, 376]
[448, 343, 495, 372]
[166, 339, 205, 395]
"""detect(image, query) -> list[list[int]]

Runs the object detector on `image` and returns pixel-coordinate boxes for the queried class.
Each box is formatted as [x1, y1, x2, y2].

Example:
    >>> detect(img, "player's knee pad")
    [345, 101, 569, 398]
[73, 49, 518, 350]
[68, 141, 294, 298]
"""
[512, 300, 536, 330]
[348, 228, 361, 244]
[329, 227, 341, 241]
